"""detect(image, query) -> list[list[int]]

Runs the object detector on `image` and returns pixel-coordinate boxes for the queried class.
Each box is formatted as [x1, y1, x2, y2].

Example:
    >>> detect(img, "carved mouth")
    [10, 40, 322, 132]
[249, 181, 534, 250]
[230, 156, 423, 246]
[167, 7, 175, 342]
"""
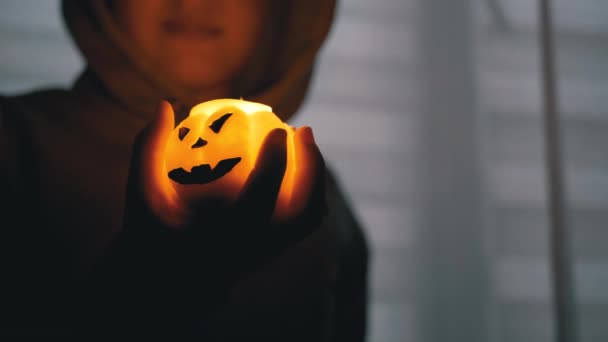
[168, 157, 241, 185]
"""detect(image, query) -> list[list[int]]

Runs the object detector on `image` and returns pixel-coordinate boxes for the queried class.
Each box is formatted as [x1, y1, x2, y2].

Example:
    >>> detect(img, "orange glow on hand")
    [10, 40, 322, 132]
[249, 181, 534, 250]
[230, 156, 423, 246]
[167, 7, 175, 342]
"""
[146, 98, 318, 225]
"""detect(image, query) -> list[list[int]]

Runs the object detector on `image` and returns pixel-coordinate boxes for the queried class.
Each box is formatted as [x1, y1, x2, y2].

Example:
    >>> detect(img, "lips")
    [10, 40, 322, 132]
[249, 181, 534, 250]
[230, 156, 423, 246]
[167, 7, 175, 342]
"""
[168, 157, 241, 185]
[163, 21, 222, 38]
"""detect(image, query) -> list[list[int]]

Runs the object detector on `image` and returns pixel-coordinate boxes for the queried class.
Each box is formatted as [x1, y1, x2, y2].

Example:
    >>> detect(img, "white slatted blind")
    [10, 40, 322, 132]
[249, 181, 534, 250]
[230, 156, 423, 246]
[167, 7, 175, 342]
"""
[476, 0, 608, 341]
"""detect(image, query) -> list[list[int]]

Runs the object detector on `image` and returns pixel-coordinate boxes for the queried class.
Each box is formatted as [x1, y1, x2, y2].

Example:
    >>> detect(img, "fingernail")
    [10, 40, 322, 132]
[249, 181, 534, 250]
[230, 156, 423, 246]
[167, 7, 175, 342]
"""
[300, 126, 315, 144]
[268, 128, 287, 145]
[160, 99, 172, 111]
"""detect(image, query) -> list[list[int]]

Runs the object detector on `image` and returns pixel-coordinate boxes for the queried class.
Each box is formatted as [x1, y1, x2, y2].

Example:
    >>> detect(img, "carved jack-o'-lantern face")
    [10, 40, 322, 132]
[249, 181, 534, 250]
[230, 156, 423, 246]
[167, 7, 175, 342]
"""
[167, 111, 243, 185]
[163, 99, 297, 218]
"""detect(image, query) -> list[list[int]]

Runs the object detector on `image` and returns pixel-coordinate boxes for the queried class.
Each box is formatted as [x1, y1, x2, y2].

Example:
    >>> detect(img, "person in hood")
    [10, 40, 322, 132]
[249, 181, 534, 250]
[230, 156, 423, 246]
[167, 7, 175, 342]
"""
[0, 0, 369, 339]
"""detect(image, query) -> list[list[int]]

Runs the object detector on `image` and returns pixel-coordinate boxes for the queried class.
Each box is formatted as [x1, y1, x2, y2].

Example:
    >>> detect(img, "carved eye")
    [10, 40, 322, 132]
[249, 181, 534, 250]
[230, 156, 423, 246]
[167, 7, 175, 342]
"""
[191, 137, 207, 148]
[209, 113, 233, 133]
[178, 127, 190, 140]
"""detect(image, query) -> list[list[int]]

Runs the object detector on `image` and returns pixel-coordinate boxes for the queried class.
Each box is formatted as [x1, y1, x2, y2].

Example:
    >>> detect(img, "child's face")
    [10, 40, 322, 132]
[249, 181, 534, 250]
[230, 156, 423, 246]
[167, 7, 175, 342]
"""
[114, 0, 269, 94]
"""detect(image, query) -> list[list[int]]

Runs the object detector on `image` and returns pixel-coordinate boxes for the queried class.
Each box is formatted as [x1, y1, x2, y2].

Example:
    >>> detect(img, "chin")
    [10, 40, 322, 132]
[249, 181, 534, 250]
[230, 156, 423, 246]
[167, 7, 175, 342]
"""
[155, 46, 244, 91]
[170, 68, 225, 90]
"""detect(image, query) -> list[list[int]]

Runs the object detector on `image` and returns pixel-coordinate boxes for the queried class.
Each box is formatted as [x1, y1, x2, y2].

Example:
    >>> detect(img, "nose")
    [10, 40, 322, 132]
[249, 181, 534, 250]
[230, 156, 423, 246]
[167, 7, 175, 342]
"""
[191, 137, 208, 148]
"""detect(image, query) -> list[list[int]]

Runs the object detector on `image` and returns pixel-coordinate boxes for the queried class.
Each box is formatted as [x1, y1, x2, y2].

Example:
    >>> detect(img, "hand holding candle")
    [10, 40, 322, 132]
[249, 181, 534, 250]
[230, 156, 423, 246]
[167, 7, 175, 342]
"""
[94, 99, 327, 331]
[136, 98, 325, 228]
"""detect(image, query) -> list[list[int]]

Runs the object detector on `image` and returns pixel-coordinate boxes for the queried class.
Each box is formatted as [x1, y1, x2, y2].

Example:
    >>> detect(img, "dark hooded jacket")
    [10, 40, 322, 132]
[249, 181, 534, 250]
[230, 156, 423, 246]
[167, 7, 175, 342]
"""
[0, 0, 369, 339]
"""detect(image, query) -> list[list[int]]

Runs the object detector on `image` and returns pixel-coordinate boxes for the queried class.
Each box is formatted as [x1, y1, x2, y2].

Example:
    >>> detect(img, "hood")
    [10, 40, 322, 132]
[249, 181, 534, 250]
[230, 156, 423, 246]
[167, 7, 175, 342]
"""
[61, 0, 337, 122]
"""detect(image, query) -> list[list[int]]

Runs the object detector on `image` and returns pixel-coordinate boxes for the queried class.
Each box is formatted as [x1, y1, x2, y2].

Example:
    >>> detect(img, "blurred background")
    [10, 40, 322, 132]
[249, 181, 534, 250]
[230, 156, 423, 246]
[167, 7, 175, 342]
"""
[1, 0, 607, 341]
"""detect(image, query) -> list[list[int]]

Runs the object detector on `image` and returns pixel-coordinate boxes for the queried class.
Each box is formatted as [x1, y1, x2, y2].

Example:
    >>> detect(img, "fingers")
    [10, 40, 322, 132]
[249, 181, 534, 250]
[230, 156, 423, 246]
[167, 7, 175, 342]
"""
[238, 127, 325, 272]
[273, 126, 326, 223]
[237, 128, 287, 222]
[136, 100, 187, 228]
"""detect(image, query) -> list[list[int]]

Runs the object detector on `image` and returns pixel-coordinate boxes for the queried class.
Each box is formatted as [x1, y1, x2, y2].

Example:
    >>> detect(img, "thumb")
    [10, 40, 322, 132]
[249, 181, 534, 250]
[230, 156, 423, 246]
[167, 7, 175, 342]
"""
[132, 100, 187, 228]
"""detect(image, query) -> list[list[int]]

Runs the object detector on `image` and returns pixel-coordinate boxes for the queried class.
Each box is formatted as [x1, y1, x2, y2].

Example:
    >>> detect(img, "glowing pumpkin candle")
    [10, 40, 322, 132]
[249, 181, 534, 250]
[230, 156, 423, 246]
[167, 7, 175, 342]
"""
[157, 98, 316, 223]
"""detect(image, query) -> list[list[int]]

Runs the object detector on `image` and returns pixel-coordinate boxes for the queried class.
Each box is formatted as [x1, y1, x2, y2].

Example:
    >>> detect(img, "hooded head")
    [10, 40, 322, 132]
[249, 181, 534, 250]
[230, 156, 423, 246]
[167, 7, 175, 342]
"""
[61, 0, 337, 121]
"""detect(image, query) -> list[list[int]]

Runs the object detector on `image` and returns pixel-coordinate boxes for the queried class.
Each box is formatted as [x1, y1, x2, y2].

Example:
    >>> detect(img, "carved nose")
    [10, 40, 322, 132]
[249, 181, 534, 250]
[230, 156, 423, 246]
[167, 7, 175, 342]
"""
[191, 137, 208, 148]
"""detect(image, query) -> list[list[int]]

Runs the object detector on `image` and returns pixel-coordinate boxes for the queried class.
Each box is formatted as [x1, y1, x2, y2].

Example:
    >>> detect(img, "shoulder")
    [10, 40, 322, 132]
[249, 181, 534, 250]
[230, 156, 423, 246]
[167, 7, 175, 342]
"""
[323, 164, 359, 226]
[1, 87, 73, 119]
[323, 164, 369, 254]
[0, 87, 73, 183]
[0, 87, 74, 145]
